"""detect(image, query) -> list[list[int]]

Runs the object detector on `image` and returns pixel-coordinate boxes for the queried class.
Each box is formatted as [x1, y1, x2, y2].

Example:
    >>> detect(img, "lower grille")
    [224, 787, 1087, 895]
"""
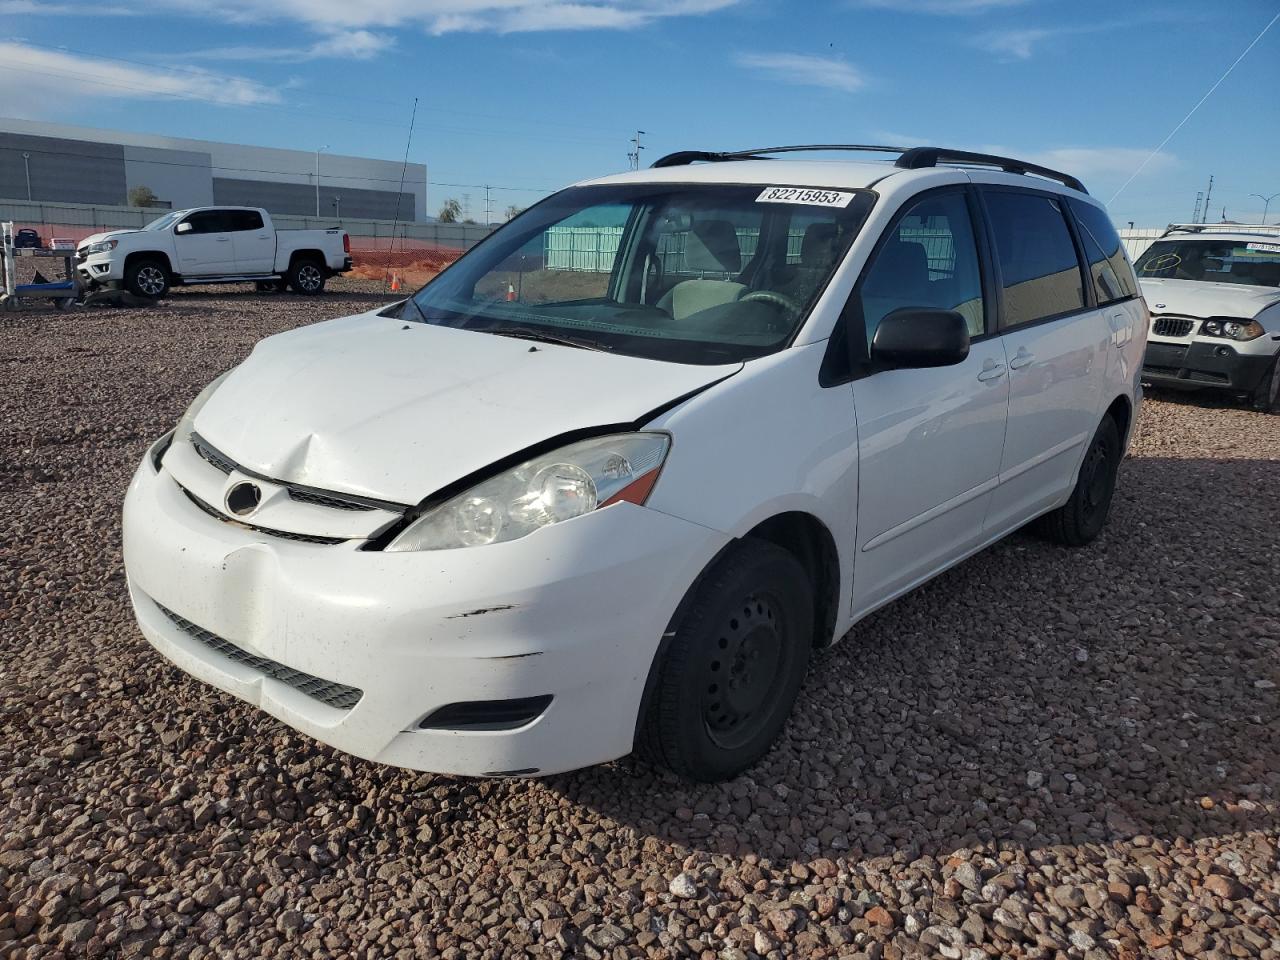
[1152, 316, 1196, 338]
[155, 603, 363, 710]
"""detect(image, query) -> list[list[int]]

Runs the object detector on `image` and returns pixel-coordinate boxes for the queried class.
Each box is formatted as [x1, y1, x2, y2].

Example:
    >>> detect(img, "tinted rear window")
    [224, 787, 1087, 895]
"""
[984, 191, 1085, 328]
[1069, 200, 1138, 304]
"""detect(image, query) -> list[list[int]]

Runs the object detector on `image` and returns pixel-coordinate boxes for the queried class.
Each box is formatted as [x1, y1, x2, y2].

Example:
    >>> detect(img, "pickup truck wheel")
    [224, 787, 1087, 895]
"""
[125, 259, 170, 298]
[1250, 355, 1280, 414]
[1034, 415, 1121, 547]
[639, 539, 812, 782]
[288, 259, 326, 295]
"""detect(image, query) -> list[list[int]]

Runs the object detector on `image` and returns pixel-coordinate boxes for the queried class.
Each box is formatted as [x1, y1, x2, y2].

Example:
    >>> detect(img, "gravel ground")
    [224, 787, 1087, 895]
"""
[1, 282, 1278, 960]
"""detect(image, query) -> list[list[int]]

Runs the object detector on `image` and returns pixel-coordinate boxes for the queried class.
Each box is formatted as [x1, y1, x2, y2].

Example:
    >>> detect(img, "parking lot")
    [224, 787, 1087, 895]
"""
[1, 283, 1277, 959]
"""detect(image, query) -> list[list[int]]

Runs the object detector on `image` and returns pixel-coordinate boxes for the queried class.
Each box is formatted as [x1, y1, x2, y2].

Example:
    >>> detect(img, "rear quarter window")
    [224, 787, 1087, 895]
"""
[1069, 200, 1138, 304]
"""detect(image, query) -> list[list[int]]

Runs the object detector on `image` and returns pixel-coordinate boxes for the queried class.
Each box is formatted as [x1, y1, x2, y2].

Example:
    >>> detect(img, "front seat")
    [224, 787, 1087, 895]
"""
[657, 220, 747, 321]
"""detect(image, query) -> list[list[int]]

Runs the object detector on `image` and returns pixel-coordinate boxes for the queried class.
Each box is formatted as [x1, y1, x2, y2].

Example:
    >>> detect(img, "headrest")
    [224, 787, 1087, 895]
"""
[801, 223, 839, 268]
[685, 220, 742, 273]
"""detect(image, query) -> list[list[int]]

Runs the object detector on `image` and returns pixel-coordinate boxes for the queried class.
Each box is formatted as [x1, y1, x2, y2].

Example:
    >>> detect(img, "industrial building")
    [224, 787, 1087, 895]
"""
[0, 118, 428, 222]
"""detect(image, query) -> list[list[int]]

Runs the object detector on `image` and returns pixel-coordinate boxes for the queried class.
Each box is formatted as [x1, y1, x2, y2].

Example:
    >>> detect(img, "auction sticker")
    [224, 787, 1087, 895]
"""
[1246, 242, 1280, 253]
[756, 186, 856, 207]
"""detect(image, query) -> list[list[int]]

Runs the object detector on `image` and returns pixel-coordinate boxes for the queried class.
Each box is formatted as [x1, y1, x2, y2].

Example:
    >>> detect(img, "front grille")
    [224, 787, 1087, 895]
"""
[155, 603, 363, 710]
[181, 486, 348, 546]
[1152, 316, 1196, 338]
[191, 434, 235, 474]
[287, 488, 375, 511]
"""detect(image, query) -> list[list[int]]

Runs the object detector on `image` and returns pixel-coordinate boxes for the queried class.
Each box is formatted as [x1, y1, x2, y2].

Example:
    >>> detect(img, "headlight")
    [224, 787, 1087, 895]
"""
[85, 239, 118, 254]
[387, 433, 670, 552]
[174, 371, 231, 442]
[1201, 318, 1264, 341]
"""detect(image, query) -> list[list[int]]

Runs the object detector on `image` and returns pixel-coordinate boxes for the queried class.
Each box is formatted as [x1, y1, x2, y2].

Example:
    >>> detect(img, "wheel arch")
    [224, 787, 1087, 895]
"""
[123, 249, 173, 277]
[1104, 393, 1133, 447]
[287, 248, 325, 269]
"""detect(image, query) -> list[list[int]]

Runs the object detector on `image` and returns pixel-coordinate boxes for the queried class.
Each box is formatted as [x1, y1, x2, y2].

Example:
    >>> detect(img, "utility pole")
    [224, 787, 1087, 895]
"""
[628, 130, 646, 171]
[314, 145, 328, 218]
[462, 193, 471, 222]
[484, 185, 492, 226]
[1191, 191, 1204, 224]
[1250, 191, 1280, 224]
[22, 152, 31, 201]
[1201, 175, 1214, 223]
[333, 196, 341, 220]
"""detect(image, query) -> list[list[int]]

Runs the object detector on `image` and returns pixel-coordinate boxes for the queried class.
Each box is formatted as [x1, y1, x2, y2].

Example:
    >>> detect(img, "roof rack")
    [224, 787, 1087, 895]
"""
[649, 143, 1088, 194]
[1161, 222, 1280, 238]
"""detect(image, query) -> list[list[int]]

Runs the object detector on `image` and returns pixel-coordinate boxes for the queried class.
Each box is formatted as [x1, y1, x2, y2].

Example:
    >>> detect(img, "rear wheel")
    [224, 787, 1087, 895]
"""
[124, 258, 169, 298]
[287, 258, 326, 295]
[640, 539, 812, 782]
[1250, 355, 1280, 414]
[1034, 415, 1122, 547]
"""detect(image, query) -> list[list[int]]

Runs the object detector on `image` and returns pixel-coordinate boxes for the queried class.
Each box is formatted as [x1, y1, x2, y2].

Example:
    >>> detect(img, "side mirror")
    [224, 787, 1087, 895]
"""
[871, 307, 971, 368]
[175, 222, 193, 234]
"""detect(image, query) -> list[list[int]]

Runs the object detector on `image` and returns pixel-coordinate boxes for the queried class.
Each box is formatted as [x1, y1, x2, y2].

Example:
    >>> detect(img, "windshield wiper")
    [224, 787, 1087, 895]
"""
[491, 327, 613, 353]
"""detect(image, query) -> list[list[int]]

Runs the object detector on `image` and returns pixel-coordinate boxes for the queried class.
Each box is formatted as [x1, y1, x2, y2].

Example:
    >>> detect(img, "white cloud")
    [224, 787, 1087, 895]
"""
[0, 42, 281, 106]
[977, 27, 1053, 59]
[854, 0, 1030, 13]
[735, 52, 866, 93]
[178, 29, 393, 62]
[152, 0, 740, 33]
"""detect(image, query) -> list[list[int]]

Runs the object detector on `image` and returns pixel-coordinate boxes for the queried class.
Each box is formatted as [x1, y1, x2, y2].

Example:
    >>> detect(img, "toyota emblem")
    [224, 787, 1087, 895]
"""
[225, 480, 262, 517]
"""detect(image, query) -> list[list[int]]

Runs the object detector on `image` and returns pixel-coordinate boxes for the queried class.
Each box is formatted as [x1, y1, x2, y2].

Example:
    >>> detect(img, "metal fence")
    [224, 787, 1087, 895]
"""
[0, 197, 496, 251]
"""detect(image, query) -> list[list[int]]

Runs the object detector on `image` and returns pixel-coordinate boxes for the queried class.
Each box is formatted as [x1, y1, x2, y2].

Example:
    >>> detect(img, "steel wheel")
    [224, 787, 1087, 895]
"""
[702, 593, 786, 750]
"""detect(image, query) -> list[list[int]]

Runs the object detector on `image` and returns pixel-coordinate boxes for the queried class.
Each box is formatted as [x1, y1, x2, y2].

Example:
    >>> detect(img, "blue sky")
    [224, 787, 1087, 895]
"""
[3, 0, 1278, 226]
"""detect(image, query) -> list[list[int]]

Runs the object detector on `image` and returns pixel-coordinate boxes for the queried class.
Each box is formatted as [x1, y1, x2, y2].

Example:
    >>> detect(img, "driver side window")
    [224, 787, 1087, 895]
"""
[858, 192, 986, 350]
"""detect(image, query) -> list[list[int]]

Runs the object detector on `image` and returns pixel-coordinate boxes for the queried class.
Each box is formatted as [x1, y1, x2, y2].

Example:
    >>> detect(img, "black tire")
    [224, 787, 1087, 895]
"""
[124, 258, 170, 298]
[255, 279, 286, 293]
[640, 539, 813, 782]
[287, 258, 326, 295]
[1034, 415, 1122, 547]
[1250, 355, 1280, 414]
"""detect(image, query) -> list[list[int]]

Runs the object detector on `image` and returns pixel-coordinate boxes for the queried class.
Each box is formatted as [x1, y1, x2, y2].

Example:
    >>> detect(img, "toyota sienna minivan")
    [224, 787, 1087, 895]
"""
[123, 145, 1147, 781]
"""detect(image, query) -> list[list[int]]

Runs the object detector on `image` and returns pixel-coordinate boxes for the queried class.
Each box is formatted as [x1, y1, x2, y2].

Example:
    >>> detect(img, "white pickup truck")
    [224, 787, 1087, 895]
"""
[76, 206, 352, 298]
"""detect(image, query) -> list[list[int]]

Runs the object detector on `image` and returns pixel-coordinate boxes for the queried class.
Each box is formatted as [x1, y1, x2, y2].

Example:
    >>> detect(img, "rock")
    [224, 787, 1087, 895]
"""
[668, 873, 698, 899]
[1026, 771, 1044, 789]
[1203, 875, 1246, 900]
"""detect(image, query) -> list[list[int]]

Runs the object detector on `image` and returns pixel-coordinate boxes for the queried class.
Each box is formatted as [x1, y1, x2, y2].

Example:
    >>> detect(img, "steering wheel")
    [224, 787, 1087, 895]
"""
[739, 289, 802, 318]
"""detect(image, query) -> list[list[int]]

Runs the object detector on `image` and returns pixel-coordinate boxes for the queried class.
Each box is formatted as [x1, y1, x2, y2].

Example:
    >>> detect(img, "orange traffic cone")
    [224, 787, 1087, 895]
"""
[506, 283, 516, 302]
[390, 273, 401, 292]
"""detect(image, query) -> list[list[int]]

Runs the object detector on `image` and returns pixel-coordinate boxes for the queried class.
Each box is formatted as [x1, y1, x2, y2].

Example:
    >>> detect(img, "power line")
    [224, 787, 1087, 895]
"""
[1109, 9, 1280, 204]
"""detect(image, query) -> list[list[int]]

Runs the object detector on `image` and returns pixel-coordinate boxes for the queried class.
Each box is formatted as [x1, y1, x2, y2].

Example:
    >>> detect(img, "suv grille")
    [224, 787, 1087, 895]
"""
[155, 602, 363, 710]
[192, 434, 236, 474]
[287, 488, 375, 512]
[1152, 316, 1196, 338]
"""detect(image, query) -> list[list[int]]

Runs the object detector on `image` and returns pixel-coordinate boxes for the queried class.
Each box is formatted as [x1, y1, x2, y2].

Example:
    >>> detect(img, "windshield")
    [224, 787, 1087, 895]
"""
[405, 183, 875, 364]
[1135, 238, 1280, 287]
[143, 211, 185, 231]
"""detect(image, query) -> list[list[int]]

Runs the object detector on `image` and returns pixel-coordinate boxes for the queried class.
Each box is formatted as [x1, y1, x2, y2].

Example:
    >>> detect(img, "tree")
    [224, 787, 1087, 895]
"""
[128, 185, 158, 208]
[438, 198, 462, 223]
[504, 205, 525, 221]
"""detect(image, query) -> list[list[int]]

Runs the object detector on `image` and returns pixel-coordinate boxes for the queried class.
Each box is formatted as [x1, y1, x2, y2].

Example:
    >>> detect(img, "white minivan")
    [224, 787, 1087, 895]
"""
[122, 145, 1147, 782]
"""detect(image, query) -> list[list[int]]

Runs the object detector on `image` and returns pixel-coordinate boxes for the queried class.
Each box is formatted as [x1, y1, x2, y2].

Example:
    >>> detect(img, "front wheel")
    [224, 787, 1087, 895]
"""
[287, 258, 326, 295]
[1250, 355, 1280, 414]
[1034, 415, 1122, 547]
[639, 539, 812, 782]
[124, 258, 170, 298]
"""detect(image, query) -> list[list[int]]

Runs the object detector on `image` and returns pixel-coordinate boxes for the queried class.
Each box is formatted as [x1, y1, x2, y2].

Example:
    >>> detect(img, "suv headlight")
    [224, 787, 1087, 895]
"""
[387, 433, 670, 552]
[84, 239, 118, 255]
[175, 371, 231, 442]
[1201, 318, 1265, 341]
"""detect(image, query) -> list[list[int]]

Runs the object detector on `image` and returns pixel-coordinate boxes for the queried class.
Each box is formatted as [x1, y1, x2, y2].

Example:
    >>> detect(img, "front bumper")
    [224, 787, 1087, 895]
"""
[122, 439, 728, 776]
[1142, 338, 1276, 393]
[76, 253, 122, 284]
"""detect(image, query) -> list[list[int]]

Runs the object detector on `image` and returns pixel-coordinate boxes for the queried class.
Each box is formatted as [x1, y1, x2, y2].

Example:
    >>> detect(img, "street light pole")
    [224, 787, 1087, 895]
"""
[1250, 192, 1280, 224]
[315, 145, 328, 217]
[22, 152, 31, 201]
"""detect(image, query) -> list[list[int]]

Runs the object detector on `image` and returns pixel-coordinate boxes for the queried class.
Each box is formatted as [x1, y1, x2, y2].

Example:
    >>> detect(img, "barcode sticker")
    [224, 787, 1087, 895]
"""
[1246, 242, 1280, 253]
[756, 186, 856, 208]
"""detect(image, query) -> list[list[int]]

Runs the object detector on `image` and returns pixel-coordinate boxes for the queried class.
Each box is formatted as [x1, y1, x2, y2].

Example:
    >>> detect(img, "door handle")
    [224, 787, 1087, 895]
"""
[216, 237, 230, 242]
[1008, 349, 1035, 370]
[977, 359, 1006, 382]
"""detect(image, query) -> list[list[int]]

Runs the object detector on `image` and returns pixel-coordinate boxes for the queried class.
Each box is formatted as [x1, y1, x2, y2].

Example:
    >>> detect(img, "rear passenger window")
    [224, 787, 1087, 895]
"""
[1069, 200, 1138, 304]
[858, 191, 986, 347]
[230, 210, 264, 232]
[984, 192, 1085, 329]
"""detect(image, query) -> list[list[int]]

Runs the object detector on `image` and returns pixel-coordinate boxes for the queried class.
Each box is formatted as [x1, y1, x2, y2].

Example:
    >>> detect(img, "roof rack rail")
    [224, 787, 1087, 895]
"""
[650, 144, 1088, 194]
[894, 147, 1086, 193]
[1160, 222, 1280, 238]
[650, 144, 907, 168]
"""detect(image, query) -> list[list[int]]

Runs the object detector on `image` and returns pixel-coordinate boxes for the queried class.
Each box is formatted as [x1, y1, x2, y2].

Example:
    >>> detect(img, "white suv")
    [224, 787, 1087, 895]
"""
[1136, 224, 1280, 412]
[122, 145, 1147, 781]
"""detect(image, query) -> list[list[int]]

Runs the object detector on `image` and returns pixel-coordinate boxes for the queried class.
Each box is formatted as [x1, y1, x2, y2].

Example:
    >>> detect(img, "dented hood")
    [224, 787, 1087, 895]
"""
[1140, 277, 1280, 320]
[193, 310, 740, 504]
